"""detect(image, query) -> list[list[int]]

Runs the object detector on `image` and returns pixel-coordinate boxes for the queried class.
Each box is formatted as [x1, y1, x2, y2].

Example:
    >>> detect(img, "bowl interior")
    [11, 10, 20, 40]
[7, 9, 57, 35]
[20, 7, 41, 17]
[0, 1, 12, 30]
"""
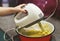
[16, 21, 54, 38]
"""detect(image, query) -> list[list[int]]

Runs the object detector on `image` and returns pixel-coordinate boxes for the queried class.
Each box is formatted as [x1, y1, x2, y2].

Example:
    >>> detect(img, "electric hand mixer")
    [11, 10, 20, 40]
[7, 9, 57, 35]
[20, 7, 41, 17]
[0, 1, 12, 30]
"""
[14, 3, 44, 28]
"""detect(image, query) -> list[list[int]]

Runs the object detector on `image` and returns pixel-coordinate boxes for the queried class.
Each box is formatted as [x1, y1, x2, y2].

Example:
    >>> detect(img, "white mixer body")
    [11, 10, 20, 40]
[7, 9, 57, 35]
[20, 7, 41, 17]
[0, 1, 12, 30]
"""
[14, 3, 44, 27]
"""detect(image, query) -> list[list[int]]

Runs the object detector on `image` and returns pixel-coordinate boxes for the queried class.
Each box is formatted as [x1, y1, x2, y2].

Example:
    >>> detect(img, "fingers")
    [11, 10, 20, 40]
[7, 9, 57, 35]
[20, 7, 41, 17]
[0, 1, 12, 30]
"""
[20, 4, 26, 8]
[15, 4, 27, 13]
[16, 4, 26, 8]
[19, 9, 26, 13]
[18, 4, 27, 13]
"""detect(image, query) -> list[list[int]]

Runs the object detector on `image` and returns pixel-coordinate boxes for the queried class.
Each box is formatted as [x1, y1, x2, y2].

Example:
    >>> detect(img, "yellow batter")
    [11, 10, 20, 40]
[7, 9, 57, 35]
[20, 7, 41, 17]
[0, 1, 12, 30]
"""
[18, 21, 54, 37]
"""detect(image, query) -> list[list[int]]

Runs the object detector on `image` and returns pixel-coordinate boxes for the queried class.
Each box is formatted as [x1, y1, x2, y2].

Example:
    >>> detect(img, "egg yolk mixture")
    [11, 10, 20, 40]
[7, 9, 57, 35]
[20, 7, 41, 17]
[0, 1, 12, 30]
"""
[18, 21, 53, 37]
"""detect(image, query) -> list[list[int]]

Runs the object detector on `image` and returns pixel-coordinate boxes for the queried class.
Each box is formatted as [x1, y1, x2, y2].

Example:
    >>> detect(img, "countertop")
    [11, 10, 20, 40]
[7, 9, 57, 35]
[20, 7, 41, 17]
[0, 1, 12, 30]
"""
[47, 16, 60, 41]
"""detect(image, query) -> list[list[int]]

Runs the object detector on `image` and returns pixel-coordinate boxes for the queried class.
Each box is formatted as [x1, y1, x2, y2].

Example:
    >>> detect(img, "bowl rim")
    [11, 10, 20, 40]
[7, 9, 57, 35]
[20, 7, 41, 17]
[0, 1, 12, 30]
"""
[16, 20, 55, 38]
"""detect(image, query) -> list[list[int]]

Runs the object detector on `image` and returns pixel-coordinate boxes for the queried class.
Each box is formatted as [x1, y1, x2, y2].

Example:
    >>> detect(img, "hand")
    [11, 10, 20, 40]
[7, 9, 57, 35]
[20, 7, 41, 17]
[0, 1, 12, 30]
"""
[15, 4, 26, 13]
[0, 4, 26, 16]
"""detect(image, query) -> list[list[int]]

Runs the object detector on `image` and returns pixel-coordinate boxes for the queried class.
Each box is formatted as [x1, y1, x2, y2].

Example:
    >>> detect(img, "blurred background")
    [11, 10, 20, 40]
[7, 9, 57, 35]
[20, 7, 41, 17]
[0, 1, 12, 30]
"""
[0, 0, 60, 41]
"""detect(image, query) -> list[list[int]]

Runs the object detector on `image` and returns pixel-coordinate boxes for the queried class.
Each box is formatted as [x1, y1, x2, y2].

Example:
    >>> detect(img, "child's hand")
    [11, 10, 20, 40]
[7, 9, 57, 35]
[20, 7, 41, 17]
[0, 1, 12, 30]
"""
[15, 4, 26, 13]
